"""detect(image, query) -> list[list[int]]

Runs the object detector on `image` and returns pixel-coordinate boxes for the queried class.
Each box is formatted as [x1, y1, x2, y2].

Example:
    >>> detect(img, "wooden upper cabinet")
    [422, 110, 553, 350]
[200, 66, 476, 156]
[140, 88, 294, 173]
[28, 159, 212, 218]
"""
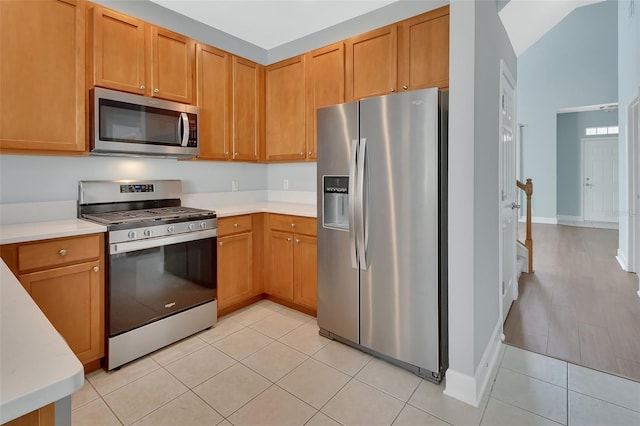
[306, 42, 345, 161]
[197, 43, 231, 160]
[345, 24, 397, 101]
[0, 0, 86, 154]
[88, 4, 195, 104]
[398, 6, 450, 91]
[150, 26, 196, 104]
[232, 56, 263, 161]
[265, 55, 307, 162]
[88, 5, 146, 95]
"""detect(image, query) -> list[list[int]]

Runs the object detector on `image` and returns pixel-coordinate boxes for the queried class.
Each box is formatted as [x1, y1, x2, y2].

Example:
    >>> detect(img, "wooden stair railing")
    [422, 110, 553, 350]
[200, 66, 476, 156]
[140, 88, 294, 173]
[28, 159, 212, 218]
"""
[516, 178, 534, 273]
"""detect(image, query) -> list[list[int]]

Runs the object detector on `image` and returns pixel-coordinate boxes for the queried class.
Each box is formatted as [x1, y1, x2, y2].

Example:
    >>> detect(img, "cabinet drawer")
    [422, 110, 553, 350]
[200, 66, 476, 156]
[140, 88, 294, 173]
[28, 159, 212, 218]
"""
[18, 235, 101, 272]
[269, 214, 317, 236]
[218, 215, 253, 236]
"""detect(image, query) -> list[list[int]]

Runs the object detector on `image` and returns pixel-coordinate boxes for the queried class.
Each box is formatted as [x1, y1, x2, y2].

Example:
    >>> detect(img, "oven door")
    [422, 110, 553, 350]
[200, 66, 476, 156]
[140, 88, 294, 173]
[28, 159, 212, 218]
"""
[108, 230, 217, 337]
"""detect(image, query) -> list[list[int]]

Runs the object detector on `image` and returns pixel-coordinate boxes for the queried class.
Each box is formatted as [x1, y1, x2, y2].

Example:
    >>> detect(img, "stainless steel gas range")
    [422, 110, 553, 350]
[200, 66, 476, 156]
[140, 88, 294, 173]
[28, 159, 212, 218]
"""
[78, 180, 217, 370]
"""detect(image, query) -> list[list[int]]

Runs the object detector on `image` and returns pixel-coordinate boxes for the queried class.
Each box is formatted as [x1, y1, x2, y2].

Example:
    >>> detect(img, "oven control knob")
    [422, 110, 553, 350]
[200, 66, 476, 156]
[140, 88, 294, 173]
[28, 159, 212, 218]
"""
[188, 223, 196, 231]
[144, 229, 152, 237]
[167, 225, 176, 234]
[128, 231, 137, 240]
[200, 222, 207, 229]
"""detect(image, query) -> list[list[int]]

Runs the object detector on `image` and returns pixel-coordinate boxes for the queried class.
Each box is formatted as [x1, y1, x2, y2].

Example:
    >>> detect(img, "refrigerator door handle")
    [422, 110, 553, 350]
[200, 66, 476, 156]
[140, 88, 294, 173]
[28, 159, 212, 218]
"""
[348, 138, 358, 269]
[357, 137, 368, 270]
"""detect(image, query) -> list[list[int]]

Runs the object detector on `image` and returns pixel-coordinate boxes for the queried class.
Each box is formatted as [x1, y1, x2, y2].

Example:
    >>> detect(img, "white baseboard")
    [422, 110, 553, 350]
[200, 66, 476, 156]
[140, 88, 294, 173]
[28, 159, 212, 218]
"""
[524, 216, 558, 224]
[617, 249, 629, 271]
[444, 320, 504, 407]
[557, 215, 619, 229]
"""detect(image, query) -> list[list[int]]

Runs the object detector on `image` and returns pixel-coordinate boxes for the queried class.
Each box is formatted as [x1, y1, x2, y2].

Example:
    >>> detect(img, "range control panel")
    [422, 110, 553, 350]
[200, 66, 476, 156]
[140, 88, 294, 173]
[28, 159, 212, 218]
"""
[120, 184, 154, 193]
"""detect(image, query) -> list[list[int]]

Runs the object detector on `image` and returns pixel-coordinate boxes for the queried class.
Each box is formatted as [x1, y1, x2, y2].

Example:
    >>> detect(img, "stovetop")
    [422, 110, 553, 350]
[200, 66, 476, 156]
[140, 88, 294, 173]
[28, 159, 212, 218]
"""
[82, 206, 215, 226]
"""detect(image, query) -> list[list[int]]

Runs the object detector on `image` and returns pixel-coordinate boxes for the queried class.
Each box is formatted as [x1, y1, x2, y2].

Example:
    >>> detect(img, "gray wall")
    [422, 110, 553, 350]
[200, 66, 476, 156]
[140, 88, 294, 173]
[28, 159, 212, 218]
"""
[617, 0, 640, 265]
[447, 0, 516, 384]
[0, 155, 267, 203]
[517, 0, 618, 219]
[556, 110, 619, 217]
[473, 0, 517, 368]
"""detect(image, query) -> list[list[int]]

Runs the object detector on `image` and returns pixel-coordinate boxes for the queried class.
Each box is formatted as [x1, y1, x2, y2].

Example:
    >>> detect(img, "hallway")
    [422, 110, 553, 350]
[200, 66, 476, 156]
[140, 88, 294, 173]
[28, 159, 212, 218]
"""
[504, 223, 640, 382]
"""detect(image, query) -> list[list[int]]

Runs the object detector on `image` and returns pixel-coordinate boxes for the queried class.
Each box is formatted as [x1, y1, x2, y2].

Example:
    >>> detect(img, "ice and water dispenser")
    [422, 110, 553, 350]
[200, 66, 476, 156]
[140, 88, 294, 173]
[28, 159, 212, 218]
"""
[322, 176, 349, 230]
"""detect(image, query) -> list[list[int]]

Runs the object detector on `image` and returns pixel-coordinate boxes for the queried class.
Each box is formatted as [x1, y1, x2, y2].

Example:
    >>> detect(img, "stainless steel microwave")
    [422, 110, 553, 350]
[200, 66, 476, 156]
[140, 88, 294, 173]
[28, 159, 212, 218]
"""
[90, 87, 199, 159]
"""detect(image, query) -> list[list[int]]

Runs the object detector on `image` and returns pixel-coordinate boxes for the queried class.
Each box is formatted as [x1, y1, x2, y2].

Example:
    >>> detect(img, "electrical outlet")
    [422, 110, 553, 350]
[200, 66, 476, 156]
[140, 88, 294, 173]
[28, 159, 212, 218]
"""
[283, 179, 289, 190]
[231, 180, 239, 192]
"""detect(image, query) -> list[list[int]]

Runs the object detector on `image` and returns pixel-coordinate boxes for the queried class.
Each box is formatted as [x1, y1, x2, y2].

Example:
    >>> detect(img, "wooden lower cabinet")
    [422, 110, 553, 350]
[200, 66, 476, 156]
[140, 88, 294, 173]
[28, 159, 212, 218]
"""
[265, 230, 295, 300]
[20, 261, 103, 365]
[265, 214, 317, 313]
[293, 234, 317, 310]
[217, 231, 253, 309]
[4, 403, 55, 426]
[0, 234, 105, 368]
[216, 215, 263, 315]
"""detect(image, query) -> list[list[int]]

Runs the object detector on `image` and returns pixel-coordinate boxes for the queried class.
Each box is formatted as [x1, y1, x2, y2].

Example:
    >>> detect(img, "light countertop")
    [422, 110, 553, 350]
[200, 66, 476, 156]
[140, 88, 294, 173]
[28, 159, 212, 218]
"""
[0, 202, 314, 245]
[213, 202, 316, 218]
[0, 259, 84, 423]
[0, 219, 107, 245]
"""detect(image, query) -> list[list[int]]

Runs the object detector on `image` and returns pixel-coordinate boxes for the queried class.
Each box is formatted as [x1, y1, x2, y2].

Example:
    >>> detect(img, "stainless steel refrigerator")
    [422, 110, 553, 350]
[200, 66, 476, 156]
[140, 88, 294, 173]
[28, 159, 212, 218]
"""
[317, 87, 448, 383]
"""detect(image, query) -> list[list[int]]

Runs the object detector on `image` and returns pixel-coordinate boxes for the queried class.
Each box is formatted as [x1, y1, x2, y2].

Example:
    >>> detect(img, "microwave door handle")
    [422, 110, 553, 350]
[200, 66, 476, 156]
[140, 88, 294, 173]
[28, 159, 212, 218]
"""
[180, 113, 189, 147]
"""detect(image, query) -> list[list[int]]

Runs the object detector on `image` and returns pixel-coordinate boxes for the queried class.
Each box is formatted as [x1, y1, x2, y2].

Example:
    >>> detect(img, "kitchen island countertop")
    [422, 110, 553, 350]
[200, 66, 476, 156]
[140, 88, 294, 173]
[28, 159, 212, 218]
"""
[0, 258, 84, 424]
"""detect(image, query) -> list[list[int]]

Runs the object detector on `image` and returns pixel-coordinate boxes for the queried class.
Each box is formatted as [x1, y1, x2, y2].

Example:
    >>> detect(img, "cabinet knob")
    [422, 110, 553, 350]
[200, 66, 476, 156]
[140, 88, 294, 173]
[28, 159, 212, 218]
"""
[308, 151, 313, 156]
[234, 152, 238, 158]
[299, 152, 304, 157]
[296, 239, 301, 244]
[59, 249, 67, 256]
[153, 88, 160, 93]
[233, 223, 238, 228]
[93, 266, 100, 273]
[139, 85, 145, 90]
[390, 88, 396, 92]
[291, 223, 296, 228]
[225, 151, 229, 156]
[287, 237, 292, 242]
[403, 85, 408, 90]
[219, 241, 223, 246]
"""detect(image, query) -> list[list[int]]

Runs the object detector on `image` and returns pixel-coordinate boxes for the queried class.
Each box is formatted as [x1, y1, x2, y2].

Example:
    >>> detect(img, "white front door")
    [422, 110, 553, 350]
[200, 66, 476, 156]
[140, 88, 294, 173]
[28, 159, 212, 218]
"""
[499, 61, 517, 322]
[583, 137, 618, 223]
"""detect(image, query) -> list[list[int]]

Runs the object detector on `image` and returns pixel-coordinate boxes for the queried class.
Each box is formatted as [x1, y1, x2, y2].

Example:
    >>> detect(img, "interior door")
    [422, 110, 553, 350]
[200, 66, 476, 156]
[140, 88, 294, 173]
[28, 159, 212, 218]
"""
[583, 137, 618, 223]
[499, 61, 517, 322]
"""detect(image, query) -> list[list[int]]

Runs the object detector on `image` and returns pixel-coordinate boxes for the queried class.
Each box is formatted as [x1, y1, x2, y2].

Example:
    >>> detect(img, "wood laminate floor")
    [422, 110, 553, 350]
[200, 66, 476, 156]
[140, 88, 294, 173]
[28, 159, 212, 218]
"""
[504, 223, 640, 382]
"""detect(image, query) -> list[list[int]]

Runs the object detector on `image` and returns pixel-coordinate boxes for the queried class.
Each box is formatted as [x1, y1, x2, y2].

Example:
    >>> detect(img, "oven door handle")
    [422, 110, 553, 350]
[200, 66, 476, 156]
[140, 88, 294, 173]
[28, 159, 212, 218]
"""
[110, 229, 217, 254]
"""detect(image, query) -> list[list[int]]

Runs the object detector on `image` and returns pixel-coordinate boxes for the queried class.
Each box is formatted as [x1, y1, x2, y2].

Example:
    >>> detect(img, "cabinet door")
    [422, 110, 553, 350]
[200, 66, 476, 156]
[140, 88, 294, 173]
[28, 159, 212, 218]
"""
[265, 56, 306, 162]
[217, 232, 253, 309]
[149, 26, 195, 104]
[89, 5, 146, 95]
[20, 261, 104, 365]
[232, 57, 262, 161]
[294, 234, 317, 310]
[197, 43, 231, 160]
[0, 0, 86, 154]
[398, 6, 449, 91]
[265, 230, 294, 300]
[345, 24, 397, 101]
[306, 42, 344, 161]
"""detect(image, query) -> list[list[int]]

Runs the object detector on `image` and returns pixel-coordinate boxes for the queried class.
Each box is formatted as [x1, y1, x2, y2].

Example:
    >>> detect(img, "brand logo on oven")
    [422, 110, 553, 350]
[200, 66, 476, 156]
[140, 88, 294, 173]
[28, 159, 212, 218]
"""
[165, 302, 176, 308]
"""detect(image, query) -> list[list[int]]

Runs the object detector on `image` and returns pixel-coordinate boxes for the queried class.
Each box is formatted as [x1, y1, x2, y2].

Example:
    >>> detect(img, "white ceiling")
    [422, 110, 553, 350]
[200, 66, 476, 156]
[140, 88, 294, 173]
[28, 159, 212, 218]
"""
[499, 0, 605, 56]
[149, 0, 400, 50]
[149, 0, 607, 56]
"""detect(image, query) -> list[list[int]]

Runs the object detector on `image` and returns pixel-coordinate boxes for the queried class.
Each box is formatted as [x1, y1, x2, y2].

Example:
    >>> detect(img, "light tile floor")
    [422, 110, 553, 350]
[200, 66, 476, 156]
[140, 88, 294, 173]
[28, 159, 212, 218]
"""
[72, 300, 640, 425]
